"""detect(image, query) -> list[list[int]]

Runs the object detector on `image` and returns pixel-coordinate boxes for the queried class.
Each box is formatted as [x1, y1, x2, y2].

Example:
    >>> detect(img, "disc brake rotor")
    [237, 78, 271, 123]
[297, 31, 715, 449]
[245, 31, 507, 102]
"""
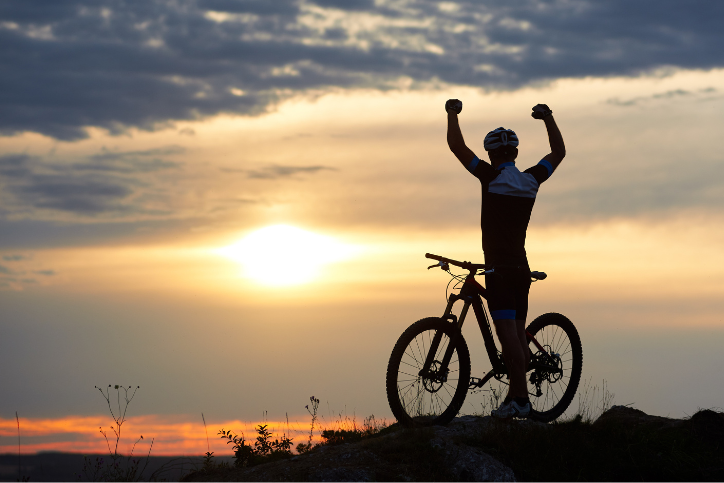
[543, 345, 563, 383]
[421, 361, 446, 393]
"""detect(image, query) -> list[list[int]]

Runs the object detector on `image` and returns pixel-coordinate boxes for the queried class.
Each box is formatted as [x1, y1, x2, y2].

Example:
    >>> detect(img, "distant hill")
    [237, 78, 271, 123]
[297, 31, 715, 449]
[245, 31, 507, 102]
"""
[0, 452, 234, 482]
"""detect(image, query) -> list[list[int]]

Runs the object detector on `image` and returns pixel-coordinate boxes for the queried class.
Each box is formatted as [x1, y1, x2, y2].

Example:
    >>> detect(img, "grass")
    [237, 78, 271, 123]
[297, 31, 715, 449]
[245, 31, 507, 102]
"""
[196, 384, 722, 481]
[79, 385, 155, 482]
[319, 414, 389, 446]
[456, 408, 724, 481]
[213, 397, 392, 470]
[217, 417, 294, 468]
[201, 413, 215, 472]
[76, 384, 196, 482]
[295, 396, 320, 454]
[15, 381, 720, 481]
[53, 388, 395, 481]
[457, 380, 717, 480]
[15, 411, 29, 482]
[575, 377, 616, 422]
[456, 381, 722, 481]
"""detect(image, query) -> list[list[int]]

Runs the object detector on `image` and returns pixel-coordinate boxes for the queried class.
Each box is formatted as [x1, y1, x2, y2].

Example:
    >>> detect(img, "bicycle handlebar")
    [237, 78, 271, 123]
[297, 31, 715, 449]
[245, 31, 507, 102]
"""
[425, 253, 548, 280]
[425, 253, 488, 271]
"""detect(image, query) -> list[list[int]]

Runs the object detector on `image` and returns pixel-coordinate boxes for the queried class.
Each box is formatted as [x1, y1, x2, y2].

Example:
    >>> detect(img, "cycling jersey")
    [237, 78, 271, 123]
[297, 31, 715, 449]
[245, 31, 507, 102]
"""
[466, 157, 553, 266]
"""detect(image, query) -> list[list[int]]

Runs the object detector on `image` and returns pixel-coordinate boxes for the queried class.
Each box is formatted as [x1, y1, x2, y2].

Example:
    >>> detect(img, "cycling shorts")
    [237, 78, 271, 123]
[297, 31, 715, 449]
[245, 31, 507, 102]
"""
[485, 266, 531, 321]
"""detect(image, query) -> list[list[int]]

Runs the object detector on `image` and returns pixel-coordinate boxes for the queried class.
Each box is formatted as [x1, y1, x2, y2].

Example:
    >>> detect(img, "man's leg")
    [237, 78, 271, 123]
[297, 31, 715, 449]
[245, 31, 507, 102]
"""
[487, 269, 531, 414]
[494, 319, 528, 399]
[514, 268, 532, 391]
[517, 319, 530, 373]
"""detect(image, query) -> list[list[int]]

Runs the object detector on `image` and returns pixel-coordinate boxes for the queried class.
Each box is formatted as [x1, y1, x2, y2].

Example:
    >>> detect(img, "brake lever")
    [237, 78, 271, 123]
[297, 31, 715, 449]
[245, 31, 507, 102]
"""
[427, 261, 450, 271]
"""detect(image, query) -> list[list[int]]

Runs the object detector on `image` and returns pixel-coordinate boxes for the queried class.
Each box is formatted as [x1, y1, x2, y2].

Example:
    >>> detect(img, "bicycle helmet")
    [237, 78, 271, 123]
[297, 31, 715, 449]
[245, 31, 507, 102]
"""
[484, 127, 519, 151]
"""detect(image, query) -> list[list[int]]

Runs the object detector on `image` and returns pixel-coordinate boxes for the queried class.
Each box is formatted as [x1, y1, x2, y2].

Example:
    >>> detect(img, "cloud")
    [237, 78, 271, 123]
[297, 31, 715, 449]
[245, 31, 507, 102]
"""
[1, 154, 136, 215]
[241, 164, 337, 179]
[0, 256, 55, 284]
[33, 270, 55, 276]
[0, 154, 33, 177]
[606, 87, 718, 107]
[215, 197, 259, 204]
[87, 146, 185, 163]
[18, 176, 133, 214]
[0, 148, 180, 217]
[0, 218, 194, 249]
[1, 0, 723, 140]
[75, 146, 185, 173]
[533, 157, 724, 224]
[2, 254, 27, 261]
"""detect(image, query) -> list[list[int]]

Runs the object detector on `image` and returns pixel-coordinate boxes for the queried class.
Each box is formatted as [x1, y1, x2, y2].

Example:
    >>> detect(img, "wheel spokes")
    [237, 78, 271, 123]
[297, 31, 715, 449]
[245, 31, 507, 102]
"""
[529, 323, 575, 414]
[397, 329, 460, 418]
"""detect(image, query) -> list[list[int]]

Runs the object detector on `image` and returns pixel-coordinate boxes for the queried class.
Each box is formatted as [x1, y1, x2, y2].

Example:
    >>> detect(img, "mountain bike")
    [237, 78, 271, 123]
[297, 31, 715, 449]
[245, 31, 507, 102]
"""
[386, 253, 582, 426]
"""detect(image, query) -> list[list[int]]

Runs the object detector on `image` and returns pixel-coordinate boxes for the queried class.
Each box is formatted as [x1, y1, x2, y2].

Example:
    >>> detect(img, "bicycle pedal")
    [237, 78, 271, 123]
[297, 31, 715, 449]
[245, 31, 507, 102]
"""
[469, 377, 485, 388]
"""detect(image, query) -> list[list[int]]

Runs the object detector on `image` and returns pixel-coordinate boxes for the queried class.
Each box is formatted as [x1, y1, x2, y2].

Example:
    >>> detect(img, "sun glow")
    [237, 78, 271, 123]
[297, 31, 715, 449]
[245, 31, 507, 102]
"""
[217, 225, 357, 286]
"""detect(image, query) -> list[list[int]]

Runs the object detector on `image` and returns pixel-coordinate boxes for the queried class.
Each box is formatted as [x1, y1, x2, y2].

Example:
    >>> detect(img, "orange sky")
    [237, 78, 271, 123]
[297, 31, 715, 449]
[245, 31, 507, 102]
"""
[0, 412, 371, 456]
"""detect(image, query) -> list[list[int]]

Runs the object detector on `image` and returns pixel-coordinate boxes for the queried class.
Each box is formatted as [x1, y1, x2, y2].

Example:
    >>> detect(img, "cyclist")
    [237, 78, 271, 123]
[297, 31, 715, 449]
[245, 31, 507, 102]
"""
[444, 100, 566, 419]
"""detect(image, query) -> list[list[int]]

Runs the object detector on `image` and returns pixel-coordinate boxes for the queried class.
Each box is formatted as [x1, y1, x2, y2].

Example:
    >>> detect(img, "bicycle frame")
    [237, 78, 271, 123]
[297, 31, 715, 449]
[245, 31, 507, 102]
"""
[419, 270, 558, 389]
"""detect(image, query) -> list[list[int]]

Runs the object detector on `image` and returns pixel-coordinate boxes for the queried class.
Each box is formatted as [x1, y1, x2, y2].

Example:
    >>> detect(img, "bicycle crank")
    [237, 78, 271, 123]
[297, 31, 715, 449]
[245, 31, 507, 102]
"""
[468, 370, 496, 390]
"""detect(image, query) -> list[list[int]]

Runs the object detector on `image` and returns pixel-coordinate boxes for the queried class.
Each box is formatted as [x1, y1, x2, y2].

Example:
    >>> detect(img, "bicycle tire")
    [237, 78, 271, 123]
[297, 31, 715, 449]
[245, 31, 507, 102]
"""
[526, 313, 583, 422]
[386, 317, 471, 427]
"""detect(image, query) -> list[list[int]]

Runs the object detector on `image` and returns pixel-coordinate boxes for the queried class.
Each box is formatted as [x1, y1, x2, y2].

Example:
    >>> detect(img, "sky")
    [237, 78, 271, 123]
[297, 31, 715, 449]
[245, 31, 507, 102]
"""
[1, 0, 724, 456]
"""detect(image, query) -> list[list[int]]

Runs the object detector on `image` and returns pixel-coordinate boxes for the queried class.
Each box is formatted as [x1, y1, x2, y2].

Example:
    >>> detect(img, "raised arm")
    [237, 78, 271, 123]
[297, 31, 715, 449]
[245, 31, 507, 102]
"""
[532, 104, 566, 171]
[446, 99, 476, 167]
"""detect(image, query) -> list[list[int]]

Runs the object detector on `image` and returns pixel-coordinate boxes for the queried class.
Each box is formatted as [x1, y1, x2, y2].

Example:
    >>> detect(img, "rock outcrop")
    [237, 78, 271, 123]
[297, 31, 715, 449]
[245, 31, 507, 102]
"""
[183, 407, 724, 482]
[184, 415, 518, 482]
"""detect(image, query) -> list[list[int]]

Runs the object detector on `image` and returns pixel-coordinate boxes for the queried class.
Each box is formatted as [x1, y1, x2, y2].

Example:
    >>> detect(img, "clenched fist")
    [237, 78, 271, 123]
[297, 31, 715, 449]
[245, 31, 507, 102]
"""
[531, 104, 553, 119]
[445, 99, 463, 114]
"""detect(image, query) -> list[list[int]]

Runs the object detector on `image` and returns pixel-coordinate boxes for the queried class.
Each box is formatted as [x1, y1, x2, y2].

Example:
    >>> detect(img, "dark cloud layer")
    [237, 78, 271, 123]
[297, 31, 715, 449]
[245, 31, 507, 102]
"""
[1, 0, 722, 140]
[0, 218, 192, 248]
[0, 148, 180, 216]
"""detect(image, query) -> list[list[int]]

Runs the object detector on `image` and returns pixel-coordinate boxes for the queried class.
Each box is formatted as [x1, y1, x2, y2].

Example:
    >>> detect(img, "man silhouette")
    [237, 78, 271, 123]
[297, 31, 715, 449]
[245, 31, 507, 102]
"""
[445, 100, 566, 418]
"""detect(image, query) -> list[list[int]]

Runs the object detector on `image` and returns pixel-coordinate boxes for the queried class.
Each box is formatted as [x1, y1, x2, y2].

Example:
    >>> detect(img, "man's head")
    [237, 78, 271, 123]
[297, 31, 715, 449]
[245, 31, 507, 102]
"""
[484, 127, 519, 167]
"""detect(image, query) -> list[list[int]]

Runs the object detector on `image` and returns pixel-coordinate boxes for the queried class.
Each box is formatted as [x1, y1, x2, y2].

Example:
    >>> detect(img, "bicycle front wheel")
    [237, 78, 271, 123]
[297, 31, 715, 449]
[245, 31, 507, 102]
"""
[386, 317, 471, 427]
[526, 313, 583, 422]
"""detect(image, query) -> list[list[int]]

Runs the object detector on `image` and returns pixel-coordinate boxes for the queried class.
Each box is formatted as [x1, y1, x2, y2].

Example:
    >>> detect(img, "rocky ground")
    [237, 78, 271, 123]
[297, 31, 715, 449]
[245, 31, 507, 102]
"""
[183, 406, 724, 482]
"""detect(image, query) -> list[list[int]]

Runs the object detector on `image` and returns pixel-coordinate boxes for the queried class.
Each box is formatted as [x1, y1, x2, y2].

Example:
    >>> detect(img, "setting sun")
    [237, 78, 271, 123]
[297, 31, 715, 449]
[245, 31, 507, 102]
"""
[217, 225, 357, 286]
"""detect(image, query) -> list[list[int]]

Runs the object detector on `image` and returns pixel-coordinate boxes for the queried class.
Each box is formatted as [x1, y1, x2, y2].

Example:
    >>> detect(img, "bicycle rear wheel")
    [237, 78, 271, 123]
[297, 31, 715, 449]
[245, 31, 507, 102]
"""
[526, 313, 583, 422]
[386, 317, 471, 427]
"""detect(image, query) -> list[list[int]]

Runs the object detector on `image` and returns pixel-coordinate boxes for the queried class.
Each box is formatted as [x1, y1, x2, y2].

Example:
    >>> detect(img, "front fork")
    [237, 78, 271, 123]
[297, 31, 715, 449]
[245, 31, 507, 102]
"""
[418, 294, 469, 381]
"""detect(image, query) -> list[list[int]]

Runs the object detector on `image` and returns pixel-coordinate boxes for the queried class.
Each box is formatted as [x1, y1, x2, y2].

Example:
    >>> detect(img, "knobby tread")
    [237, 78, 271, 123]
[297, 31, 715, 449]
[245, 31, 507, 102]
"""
[386, 317, 471, 427]
[526, 312, 583, 422]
